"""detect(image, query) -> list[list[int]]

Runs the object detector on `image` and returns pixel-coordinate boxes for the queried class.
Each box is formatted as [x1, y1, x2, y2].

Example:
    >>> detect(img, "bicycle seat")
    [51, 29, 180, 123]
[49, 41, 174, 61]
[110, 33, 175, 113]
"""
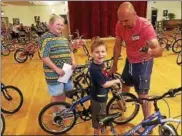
[97, 112, 121, 126]
[65, 89, 81, 98]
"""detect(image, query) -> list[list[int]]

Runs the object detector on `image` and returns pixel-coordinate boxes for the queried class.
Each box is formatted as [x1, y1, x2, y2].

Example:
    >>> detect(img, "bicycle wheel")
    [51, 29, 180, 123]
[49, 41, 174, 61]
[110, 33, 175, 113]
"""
[7, 43, 15, 52]
[172, 39, 182, 53]
[106, 92, 140, 124]
[159, 38, 168, 49]
[1, 85, 23, 114]
[1, 114, 5, 135]
[158, 123, 178, 136]
[14, 48, 28, 63]
[1, 46, 10, 56]
[73, 49, 77, 53]
[38, 102, 77, 135]
[177, 51, 182, 65]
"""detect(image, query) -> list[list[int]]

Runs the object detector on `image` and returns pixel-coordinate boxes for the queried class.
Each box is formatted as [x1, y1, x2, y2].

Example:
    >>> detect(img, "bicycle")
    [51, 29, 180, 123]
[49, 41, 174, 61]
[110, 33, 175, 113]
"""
[38, 79, 139, 135]
[98, 87, 182, 136]
[1, 113, 5, 135]
[176, 50, 182, 65]
[14, 41, 40, 63]
[1, 42, 10, 56]
[69, 29, 89, 56]
[161, 29, 182, 53]
[1, 83, 23, 114]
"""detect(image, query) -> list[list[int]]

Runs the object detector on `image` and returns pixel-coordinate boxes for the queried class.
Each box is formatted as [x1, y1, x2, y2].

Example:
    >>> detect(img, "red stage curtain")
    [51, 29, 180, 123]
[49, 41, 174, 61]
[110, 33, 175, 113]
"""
[68, 1, 147, 39]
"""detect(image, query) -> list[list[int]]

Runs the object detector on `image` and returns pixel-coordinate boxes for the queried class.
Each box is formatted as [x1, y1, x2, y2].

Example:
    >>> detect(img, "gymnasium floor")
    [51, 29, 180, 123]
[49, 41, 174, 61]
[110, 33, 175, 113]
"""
[1, 39, 181, 135]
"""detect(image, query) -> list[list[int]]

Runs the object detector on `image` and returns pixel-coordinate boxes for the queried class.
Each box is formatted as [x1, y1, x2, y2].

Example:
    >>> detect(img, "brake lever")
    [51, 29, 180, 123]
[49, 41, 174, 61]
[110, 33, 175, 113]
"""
[168, 89, 176, 97]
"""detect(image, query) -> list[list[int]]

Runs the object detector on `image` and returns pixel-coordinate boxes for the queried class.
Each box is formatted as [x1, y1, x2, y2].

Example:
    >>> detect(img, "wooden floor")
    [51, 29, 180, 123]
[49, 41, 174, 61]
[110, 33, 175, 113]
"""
[1, 39, 181, 135]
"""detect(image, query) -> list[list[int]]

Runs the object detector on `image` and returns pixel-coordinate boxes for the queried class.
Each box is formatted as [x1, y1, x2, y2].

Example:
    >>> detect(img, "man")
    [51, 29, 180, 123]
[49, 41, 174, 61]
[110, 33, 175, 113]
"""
[110, 2, 163, 120]
[39, 15, 76, 103]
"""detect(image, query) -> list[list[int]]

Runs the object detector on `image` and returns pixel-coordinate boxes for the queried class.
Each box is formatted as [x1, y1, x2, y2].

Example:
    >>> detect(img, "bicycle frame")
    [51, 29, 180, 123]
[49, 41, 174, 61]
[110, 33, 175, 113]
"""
[124, 110, 163, 136]
[70, 95, 90, 111]
[1, 83, 13, 105]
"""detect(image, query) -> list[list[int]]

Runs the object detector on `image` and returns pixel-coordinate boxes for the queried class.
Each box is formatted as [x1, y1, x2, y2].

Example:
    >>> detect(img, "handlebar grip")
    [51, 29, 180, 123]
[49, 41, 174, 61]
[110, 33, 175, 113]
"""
[142, 119, 160, 127]
[170, 87, 182, 96]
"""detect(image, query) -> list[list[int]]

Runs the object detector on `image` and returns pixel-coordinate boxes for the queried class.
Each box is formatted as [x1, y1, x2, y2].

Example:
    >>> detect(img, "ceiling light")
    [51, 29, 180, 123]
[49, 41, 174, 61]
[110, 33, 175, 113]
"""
[45, 1, 57, 5]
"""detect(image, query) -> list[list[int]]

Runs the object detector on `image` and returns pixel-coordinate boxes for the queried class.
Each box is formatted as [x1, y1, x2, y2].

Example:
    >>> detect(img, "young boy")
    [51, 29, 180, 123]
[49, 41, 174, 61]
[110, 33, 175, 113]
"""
[89, 37, 121, 135]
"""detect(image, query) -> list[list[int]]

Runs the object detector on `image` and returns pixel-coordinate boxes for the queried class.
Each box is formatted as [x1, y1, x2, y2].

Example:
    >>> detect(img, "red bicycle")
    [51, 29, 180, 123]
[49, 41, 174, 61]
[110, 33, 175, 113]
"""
[14, 42, 40, 63]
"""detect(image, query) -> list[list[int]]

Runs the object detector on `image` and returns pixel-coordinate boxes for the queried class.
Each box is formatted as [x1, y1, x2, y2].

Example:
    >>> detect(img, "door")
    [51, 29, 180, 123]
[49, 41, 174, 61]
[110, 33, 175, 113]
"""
[1, 17, 9, 26]
[151, 9, 158, 29]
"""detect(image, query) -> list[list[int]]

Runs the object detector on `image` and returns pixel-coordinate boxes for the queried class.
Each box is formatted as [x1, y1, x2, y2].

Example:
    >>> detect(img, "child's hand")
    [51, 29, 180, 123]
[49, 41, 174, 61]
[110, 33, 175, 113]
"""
[117, 79, 122, 87]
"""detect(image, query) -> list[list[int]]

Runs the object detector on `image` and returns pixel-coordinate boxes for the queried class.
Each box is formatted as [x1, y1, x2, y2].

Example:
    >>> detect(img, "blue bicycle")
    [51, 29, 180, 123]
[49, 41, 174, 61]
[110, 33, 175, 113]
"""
[98, 87, 182, 136]
[38, 83, 139, 135]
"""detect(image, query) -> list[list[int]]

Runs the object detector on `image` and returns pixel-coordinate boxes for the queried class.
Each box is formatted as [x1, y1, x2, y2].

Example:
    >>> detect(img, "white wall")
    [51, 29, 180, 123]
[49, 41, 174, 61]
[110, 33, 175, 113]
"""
[147, 1, 181, 21]
[1, 4, 68, 26]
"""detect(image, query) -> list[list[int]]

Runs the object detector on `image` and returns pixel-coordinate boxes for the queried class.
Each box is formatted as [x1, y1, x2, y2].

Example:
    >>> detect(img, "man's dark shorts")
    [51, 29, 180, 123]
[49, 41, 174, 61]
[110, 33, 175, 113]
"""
[121, 58, 153, 94]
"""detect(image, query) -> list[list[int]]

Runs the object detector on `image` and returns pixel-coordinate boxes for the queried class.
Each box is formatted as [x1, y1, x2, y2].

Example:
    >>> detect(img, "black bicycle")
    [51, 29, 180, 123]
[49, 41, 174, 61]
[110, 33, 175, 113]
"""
[163, 30, 181, 53]
[1, 83, 23, 114]
[176, 50, 182, 65]
[1, 114, 5, 135]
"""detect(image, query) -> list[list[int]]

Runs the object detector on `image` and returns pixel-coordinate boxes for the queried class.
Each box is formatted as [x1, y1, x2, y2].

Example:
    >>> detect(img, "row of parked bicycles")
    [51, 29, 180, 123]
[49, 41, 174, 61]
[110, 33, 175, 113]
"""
[1, 34, 41, 63]
[1, 83, 24, 135]
[156, 28, 182, 65]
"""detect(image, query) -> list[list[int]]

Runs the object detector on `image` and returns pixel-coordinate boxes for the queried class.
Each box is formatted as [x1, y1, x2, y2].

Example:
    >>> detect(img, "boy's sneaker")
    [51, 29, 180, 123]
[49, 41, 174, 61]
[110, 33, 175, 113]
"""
[101, 126, 106, 134]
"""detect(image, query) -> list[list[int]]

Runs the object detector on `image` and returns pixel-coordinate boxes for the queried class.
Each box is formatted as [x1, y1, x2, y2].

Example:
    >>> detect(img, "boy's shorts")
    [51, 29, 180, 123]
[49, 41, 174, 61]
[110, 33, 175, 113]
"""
[91, 99, 106, 129]
[47, 79, 73, 96]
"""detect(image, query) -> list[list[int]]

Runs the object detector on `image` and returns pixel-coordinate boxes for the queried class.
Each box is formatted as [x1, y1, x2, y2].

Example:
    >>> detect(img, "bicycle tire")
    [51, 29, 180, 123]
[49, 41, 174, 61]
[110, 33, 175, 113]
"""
[7, 44, 15, 52]
[158, 123, 178, 136]
[38, 102, 77, 135]
[159, 38, 168, 49]
[14, 48, 28, 63]
[1, 46, 10, 56]
[73, 49, 77, 53]
[172, 39, 182, 53]
[1, 114, 5, 135]
[1, 85, 23, 114]
[176, 51, 182, 65]
[106, 92, 140, 124]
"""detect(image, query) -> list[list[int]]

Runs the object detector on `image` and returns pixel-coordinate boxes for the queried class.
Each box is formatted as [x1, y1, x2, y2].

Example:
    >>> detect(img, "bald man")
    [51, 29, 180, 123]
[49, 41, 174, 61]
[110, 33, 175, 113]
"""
[110, 2, 163, 120]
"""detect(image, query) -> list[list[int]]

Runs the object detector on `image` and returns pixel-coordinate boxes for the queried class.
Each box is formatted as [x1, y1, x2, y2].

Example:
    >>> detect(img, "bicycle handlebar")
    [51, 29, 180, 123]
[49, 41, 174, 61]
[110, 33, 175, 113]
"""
[127, 87, 182, 103]
[142, 117, 182, 127]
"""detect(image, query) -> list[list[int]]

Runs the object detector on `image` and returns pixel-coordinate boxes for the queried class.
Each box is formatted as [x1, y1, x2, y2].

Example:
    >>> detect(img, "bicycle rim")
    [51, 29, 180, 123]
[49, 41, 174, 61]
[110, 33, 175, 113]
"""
[106, 92, 140, 124]
[1, 86, 23, 114]
[38, 102, 76, 135]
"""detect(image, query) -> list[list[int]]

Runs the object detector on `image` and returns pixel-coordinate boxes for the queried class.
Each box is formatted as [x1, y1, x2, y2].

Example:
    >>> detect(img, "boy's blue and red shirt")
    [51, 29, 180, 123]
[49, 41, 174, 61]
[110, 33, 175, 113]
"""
[89, 62, 109, 102]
